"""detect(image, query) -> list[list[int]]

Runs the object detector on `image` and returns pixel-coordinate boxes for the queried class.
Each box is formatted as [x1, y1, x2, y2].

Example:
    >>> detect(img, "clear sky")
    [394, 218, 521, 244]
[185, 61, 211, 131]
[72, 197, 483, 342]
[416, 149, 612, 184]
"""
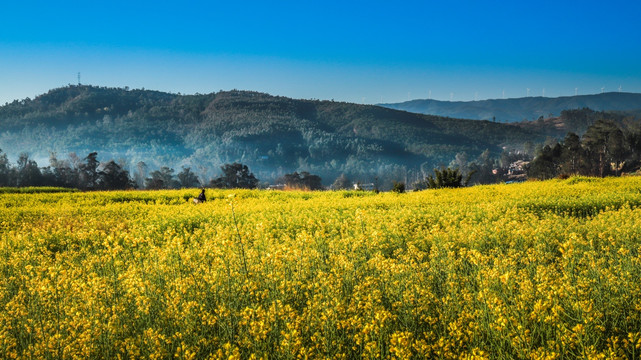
[1, 0, 640, 105]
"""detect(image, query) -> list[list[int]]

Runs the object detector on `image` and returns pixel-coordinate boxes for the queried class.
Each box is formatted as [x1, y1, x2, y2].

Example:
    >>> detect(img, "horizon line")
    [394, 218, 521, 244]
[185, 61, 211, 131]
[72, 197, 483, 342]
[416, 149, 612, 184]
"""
[3, 83, 640, 107]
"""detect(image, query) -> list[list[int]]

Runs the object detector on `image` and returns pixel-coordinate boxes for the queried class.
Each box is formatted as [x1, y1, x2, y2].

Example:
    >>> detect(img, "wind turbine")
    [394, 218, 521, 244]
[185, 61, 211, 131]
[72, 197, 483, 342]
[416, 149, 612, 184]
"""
[526, 88, 530, 97]
[601, 87, 605, 94]
[575, 87, 578, 96]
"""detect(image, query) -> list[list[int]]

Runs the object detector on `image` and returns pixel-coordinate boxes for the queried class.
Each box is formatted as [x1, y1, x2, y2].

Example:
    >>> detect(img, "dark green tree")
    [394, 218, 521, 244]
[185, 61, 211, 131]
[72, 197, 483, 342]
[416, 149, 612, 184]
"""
[527, 144, 562, 180]
[0, 149, 11, 186]
[79, 152, 100, 189]
[559, 132, 583, 175]
[100, 160, 133, 190]
[582, 120, 626, 177]
[177, 167, 201, 188]
[623, 124, 641, 172]
[210, 163, 259, 189]
[145, 167, 179, 189]
[16, 153, 43, 187]
[469, 149, 497, 184]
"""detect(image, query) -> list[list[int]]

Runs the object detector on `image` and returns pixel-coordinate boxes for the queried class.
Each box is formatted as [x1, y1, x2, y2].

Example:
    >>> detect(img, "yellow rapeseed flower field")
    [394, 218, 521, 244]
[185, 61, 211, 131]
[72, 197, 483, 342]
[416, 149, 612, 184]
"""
[1, 176, 641, 359]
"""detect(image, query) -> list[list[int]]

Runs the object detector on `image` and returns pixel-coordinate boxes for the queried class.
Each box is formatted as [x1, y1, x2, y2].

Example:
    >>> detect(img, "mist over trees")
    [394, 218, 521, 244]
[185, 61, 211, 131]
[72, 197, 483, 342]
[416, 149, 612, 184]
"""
[3, 113, 641, 192]
[0, 85, 547, 188]
[0, 147, 506, 191]
[2, 86, 641, 191]
[0, 150, 133, 190]
[0, 149, 264, 191]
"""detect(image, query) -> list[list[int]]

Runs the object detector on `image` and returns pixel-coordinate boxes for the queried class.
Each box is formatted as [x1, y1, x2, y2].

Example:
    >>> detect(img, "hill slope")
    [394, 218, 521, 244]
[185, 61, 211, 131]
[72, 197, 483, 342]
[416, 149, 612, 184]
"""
[1, 86, 547, 184]
[381, 92, 641, 123]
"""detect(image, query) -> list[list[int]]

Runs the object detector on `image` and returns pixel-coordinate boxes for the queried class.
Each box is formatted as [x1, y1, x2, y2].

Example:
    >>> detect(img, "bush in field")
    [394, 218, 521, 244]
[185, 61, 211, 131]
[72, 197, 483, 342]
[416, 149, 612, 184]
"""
[415, 167, 475, 190]
[391, 181, 405, 193]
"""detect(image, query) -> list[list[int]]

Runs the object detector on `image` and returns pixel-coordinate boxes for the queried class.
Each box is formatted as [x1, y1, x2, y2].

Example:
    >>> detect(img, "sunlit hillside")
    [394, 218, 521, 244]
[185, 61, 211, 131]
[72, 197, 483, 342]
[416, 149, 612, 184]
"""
[0, 85, 540, 184]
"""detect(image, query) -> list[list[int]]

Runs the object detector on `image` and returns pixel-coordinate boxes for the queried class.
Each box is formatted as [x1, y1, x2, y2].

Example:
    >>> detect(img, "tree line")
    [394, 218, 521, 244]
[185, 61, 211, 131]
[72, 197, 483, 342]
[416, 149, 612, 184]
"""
[0, 151, 134, 190]
[0, 149, 330, 191]
[0, 147, 527, 192]
[527, 119, 641, 179]
[2, 116, 640, 191]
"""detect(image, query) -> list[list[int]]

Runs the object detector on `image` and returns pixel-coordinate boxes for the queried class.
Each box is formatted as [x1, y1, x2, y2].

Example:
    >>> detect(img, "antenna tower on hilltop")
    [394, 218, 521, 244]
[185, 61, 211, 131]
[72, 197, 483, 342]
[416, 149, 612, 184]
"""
[77, 72, 81, 86]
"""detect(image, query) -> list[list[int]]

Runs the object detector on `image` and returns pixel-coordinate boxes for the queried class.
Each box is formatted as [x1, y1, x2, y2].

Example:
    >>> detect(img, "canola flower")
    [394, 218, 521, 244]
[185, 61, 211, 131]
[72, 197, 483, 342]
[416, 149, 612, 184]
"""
[1, 176, 641, 359]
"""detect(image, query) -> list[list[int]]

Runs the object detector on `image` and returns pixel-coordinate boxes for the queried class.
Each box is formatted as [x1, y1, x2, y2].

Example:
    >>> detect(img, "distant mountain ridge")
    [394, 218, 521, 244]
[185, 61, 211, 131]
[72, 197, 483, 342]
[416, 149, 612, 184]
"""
[380, 92, 641, 123]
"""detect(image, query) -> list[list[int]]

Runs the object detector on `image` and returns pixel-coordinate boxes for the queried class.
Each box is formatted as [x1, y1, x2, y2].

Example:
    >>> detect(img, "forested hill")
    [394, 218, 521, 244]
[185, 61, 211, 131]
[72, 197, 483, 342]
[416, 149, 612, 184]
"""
[381, 92, 641, 123]
[1, 85, 545, 185]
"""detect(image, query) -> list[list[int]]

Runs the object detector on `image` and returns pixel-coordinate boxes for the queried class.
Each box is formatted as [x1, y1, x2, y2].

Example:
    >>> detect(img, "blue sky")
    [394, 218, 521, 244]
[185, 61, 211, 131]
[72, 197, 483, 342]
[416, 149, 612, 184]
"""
[1, 0, 640, 104]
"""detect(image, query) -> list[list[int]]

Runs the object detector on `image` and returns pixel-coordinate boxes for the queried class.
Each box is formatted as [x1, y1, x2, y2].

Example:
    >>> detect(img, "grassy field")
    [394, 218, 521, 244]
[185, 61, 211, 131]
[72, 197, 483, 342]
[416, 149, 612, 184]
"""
[1, 177, 641, 359]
